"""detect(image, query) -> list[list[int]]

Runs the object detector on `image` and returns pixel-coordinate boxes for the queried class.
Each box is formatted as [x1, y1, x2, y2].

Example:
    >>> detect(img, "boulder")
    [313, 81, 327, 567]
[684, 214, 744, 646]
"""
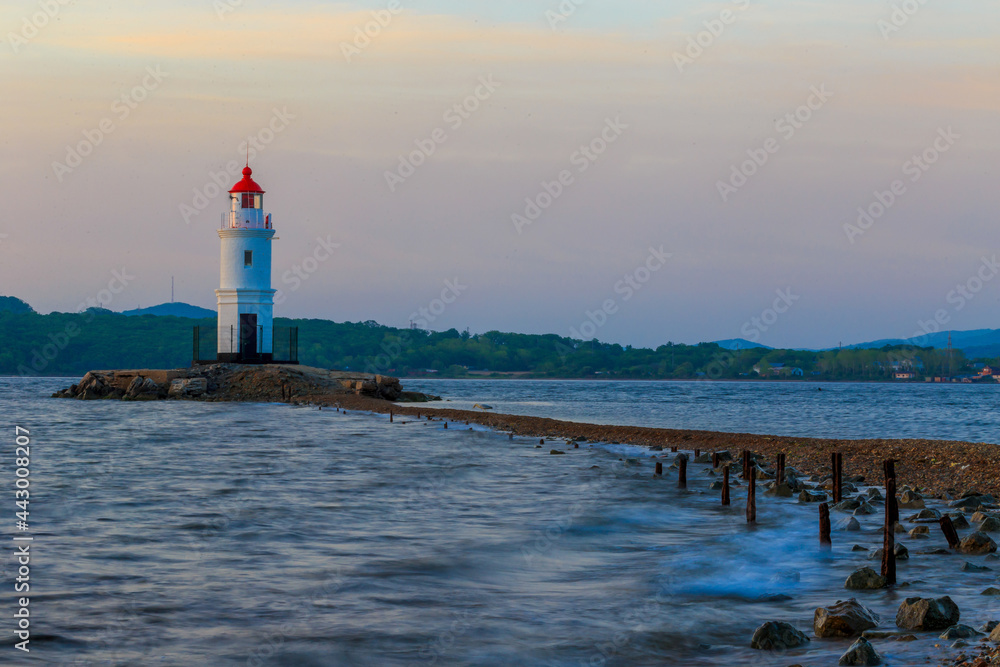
[836, 518, 861, 532]
[981, 587, 1000, 596]
[908, 526, 930, 538]
[899, 489, 924, 509]
[694, 453, 713, 464]
[908, 508, 942, 523]
[978, 516, 1000, 532]
[834, 497, 863, 512]
[125, 376, 163, 400]
[971, 511, 991, 523]
[961, 562, 991, 572]
[950, 514, 971, 530]
[799, 489, 828, 503]
[765, 482, 793, 497]
[978, 621, 997, 633]
[814, 599, 881, 638]
[895, 596, 960, 631]
[952, 496, 988, 510]
[838, 637, 882, 666]
[940, 624, 980, 639]
[854, 502, 878, 516]
[866, 488, 884, 501]
[168, 377, 208, 398]
[958, 532, 998, 555]
[845, 567, 886, 591]
[749, 621, 810, 650]
[992, 624, 1000, 642]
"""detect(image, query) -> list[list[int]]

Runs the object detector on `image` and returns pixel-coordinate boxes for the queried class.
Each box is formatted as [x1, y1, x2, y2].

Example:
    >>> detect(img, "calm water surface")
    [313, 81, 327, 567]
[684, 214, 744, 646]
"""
[2, 377, 997, 666]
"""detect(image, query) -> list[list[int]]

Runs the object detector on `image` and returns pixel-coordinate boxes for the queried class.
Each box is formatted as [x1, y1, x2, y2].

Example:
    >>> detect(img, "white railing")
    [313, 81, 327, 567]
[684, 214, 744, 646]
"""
[220, 212, 272, 230]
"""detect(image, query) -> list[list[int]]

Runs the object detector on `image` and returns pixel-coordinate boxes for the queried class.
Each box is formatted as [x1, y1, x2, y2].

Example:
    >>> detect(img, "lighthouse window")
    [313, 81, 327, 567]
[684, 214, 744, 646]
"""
[244, 251, 253, 267]
[241, 193, 261, 209]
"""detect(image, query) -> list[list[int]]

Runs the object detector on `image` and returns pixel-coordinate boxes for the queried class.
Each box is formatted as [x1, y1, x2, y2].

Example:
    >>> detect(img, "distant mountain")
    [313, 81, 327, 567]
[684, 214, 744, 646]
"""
[845, 329, 1000, 357]
[121, 302, 216, 319]
[0, 296, 35, 314]
[712, 338, 773, 351]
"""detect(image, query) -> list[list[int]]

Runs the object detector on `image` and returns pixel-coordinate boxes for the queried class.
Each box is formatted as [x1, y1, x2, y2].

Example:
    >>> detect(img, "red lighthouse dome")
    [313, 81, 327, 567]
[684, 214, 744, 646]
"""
[230, 165, 265, 194]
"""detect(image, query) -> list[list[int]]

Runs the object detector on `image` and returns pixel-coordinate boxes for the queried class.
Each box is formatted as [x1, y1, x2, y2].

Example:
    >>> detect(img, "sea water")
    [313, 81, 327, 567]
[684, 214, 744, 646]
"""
[1, 377, 997, 666]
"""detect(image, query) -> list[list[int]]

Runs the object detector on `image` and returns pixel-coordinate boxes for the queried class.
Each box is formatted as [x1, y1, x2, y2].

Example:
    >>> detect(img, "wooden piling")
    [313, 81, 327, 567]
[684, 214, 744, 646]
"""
[390, 412, 393, 423]
[655, 461, 663, 477]
[508, 433, 514, 440]
[444, 422, 448, 429]
[940, 515, 961, 549]
[694, 448, 701, 459]
[776, 453, 786, 485]
[712, 452, 720, 468]
[678, 455, 687, 489]
[741, 450, 749, 480]
[819, 502, 831, 546]
[670, 446, 678, 453]
[881, 459, 897, 585]
[746, 467, 757, 524]
[722, 466, 730, 506]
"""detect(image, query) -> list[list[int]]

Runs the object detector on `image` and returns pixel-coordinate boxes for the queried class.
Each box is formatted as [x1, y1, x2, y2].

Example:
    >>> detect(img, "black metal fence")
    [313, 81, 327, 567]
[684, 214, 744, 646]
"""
[193, 326, 298, 365]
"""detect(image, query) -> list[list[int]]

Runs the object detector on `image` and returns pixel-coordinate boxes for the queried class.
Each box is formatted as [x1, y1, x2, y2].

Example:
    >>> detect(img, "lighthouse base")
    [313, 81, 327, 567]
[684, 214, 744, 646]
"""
[193, 326, 299, 366]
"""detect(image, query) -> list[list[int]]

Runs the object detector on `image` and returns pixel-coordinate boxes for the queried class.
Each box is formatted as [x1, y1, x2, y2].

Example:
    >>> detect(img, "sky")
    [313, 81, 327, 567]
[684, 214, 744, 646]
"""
[1, 0, 998, 349]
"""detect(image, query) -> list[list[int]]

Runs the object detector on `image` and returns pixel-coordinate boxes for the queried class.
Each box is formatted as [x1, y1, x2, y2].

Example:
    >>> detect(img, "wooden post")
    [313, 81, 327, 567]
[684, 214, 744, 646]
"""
[655, 461, 663, 477]
[670, 446, 678, 453]
[722, 466, 730, 506]
[390, 412, 393, 423]
[444, 422, 448, 429]
[694, 448, 701, 459]
[776, 453, 786, 485]
[678, 455, 687, 489]
[836, 452, 844, 502]
[940, 515, 961, 549]
[509, 433, 514, 440]
[746, 467, 757, 524]
[882, 459, 897, 585]
[712, 452, 720, 468]
[742, 450, 749, 480]
[819, 502, 831, 546]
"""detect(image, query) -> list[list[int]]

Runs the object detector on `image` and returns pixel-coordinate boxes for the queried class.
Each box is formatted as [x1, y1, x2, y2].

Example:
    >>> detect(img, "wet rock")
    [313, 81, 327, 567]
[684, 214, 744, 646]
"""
[971, 511, 991, 523]
[950, 514, 971, 530]
[952, 496, 988, 510]
[978, 516, 1000, 532]
[799, 489, 827, 503]
[549, 450, 566, 455]
[838, 637, 882, 666]
[749, 621, 810, 650]
[834, 497, 863, 512]
[895, 596, 960, 631]
[836, 518, 862, 532]
[168, 377, 208, 398]
[814, 599, 881, 638]
[991, 624, 1000, 642]
[961, 562, 992, 572]
[866, 488, 884, 501]
[853, 502, 878, 516]
[978, 621, 998, 633]
[908, 526, 930, 538]
[908, 508, 942, 523]
[709, 481, 724, 491]
[987, 553, 1000, 561]
[958, 532, 998, 555]
[765, 482, 793, 498]
[869, 543, 908, 562]
[693, 453, 713, 464]
[125, 376, 164, 400]
[981, 587, 1000, 596]
[845, 567, 886, 591]
[939, 624, 980, 639]
[899, 489, 925, 509]
[851, 544, 868, 552]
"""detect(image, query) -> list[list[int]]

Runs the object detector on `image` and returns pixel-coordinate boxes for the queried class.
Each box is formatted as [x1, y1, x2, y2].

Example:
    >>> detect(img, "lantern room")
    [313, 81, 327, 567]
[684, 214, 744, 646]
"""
[223, 166, 272, 230]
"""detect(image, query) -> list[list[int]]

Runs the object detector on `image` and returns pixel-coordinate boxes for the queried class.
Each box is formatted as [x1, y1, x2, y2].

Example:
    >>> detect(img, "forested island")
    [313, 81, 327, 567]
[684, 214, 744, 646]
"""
[2, 298, 995, 381]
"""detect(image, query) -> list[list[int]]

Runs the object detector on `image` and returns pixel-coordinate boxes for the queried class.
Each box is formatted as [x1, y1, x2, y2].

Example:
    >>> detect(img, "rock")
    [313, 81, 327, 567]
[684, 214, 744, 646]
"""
[837, 518, 862, 532]
[814, 599, 881, 638]
[978, 517, 1000, 532]
[952, 496, 987, 510]
[834, 497, 863, 512]
[765, 482, 793, 497]
[991, 624, 1000, 642]
[845, 567, 886, 591]
[987, 553, 1000, 561]
[125, 376, 164, 400]
[853, 502, 878, 516]
[869, 543, 908, 561]
[981, 587, 1000, 596]
[852, 544, 868, 552]
[899, 489, 924, 509]
[895, 596, 960, 631]
[549, 450, 566, 455]
[958, 532, 998, 555]
[749, 621, 810, 650]
[950, 514, 971, 529]
[908, 526, 930, 538]
[978, 621, 997, 633]
[168, 377, 208, 398]
[838, 637, 882, 666]
[961, 562, 992, 572]
[694, 453, 713, 464]
[709, 481, 724, 491]
[866, 488, 884, 501]
[940, 624, 980, 639]
[971, 511, 991, 523]
[799, 489, 827, 503]
[908, 509, 942, 523]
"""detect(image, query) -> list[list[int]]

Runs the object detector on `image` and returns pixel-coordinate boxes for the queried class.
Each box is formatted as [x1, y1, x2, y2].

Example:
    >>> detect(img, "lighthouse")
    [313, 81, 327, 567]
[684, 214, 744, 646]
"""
[216, 163, 277, 362]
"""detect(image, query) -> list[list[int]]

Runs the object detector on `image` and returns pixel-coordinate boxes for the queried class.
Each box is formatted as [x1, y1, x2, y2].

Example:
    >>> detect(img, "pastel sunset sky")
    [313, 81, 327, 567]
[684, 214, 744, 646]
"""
[1, 0, 997, 348]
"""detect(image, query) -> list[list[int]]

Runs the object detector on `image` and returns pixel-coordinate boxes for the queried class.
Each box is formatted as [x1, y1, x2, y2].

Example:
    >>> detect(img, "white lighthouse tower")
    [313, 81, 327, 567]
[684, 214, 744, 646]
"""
[216, 163, 276, 362]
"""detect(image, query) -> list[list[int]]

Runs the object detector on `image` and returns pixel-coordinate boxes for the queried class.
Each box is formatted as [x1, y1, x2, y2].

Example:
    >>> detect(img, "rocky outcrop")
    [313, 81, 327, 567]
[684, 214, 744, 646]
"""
[168, 378, 208, 398]
[895, 596, 960, 631]
[749, 621, 810, 650]
[814, 599, 881, 638]
[839, 637, 882, 666]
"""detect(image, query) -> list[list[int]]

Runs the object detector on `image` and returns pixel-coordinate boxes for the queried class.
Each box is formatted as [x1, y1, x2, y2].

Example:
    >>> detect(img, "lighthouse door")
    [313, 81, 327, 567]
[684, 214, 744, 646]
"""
[239, 314, 259, 360]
